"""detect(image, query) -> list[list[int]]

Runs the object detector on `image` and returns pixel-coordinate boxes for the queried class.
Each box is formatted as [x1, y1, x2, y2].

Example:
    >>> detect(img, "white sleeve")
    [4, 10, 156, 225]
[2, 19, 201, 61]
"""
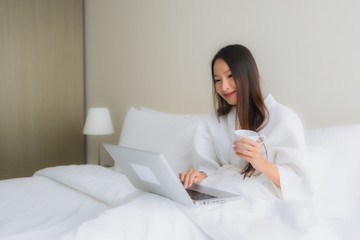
[192, 120, 221, 175]
[267, 108, 312, 200]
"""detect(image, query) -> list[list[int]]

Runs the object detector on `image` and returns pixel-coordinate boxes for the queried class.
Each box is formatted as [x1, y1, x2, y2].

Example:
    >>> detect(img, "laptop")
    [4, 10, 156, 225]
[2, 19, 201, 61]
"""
[103, 144, 240, 207]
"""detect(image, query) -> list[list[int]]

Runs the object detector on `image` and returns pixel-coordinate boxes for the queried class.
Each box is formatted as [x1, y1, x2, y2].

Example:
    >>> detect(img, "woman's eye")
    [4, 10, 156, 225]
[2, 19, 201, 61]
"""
[214, 79, 221, 83]
[228, 74, 233, 78]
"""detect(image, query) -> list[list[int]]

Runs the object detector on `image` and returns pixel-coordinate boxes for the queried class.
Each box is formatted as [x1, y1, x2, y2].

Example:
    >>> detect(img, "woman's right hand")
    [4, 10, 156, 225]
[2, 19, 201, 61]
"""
[179, 168, 208, 188]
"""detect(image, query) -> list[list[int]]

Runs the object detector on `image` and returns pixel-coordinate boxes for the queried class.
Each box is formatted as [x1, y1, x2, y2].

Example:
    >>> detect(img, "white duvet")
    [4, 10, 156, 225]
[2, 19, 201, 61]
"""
[0, 166, 107, 240]
[1, 165, 358, 240]
[59, 169, 339, 240]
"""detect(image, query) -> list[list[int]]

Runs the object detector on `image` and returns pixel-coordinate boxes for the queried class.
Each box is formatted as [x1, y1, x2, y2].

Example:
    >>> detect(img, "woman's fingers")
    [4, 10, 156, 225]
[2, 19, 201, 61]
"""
[184, 169, 196, 188]
[233, 138, 260, 160]
[179, 169, 203, 188]
[179, 172, 186, 182]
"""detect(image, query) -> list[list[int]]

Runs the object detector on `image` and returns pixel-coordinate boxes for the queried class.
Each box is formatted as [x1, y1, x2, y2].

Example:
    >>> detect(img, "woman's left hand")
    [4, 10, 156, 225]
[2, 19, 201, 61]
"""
[233, 137, 267, 172]
[233, 137, 280, 188]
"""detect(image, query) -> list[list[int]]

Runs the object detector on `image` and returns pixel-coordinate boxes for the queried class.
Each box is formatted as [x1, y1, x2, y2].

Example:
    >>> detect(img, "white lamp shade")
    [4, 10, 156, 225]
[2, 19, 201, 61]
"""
[83, 108, 114, 135]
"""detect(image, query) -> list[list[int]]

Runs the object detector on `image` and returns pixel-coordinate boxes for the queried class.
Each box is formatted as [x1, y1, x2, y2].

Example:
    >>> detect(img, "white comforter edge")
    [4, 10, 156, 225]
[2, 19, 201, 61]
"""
[35, 165, 140, 206]
[37, 165, 342, 240]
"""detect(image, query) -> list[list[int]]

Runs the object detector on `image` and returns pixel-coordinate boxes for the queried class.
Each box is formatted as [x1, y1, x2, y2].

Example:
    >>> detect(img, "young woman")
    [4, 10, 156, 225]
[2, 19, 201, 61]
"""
[179, 44, 310, 200]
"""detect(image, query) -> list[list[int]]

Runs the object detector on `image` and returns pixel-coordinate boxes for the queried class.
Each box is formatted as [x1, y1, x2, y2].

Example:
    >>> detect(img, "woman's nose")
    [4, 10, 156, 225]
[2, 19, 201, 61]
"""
[222, 79, 230, 91]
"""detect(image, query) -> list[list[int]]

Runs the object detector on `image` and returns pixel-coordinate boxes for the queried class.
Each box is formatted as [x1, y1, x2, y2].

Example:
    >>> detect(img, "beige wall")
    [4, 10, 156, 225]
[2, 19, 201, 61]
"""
[0, 0, 84, 178]
[84, 0, 360, 165]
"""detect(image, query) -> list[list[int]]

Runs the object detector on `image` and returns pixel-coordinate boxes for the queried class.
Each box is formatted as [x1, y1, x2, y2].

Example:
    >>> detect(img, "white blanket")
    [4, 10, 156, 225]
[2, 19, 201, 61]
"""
[34, 164, 140, 206]
[2, 165, 355, 240]
[54, 166, 341, 240]
[0, 166, 109, 240]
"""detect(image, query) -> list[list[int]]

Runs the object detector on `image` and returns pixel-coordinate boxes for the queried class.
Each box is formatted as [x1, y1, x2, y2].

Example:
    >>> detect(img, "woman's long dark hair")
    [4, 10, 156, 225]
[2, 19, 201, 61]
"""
[211, 44, 269, 178]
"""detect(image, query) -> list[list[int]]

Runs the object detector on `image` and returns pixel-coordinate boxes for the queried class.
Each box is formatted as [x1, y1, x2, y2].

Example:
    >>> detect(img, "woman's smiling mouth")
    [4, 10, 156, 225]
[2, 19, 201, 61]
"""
[223, 91, 236, 98]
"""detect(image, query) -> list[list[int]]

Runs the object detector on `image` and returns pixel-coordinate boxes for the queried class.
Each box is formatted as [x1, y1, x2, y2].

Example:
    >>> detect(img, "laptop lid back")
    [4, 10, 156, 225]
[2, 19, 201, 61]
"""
[104, 144, 195, 206]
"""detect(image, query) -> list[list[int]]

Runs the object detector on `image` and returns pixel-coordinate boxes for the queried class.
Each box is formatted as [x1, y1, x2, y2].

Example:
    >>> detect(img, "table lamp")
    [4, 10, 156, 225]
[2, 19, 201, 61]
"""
[83, 107, 114, 165]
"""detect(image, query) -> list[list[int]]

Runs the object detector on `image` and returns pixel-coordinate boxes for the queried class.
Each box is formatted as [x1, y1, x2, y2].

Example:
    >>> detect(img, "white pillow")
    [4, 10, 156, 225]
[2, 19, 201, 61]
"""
[117, 107, 205, 174]
[305, 124, 360, 218]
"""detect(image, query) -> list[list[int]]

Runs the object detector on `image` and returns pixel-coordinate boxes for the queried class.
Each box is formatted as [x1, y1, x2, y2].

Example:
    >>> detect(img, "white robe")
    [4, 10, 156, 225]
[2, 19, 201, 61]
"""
[192, 94, 311, 200]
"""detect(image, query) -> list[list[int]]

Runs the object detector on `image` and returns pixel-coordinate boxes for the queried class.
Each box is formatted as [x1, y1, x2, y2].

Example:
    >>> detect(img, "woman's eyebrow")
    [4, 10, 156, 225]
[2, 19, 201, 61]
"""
[214, 69, 231, 78]
[214, 69, 231, 76]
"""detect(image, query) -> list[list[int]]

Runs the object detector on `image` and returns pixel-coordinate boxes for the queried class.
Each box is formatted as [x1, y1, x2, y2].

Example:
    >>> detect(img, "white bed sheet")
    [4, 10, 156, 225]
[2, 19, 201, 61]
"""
[0, 174, 107, 240]
[1, 165, 359, 240]
[57, 167, 358, 240]
[0, 164, 140, 240]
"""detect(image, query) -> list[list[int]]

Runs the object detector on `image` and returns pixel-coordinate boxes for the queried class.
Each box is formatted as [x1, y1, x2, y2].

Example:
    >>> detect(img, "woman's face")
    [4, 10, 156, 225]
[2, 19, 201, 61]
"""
[213, 58, 237, 105]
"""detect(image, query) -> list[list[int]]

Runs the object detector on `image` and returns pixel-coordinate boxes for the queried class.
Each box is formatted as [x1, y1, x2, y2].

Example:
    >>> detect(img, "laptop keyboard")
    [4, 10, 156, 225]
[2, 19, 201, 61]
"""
[186, 189, 217, 200]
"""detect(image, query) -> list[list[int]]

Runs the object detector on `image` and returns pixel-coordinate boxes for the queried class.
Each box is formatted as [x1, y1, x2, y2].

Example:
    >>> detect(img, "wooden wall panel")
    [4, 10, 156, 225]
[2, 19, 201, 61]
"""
[0, 0, 85, 179]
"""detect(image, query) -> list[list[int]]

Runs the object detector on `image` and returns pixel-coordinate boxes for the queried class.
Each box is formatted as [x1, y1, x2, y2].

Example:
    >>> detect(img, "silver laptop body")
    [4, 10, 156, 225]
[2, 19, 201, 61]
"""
[104, 144, 240, 207]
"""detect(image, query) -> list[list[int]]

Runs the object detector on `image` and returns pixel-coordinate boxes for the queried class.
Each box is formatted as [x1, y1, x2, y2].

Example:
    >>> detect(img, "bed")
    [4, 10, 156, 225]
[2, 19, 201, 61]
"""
[1, 107, 359, 240]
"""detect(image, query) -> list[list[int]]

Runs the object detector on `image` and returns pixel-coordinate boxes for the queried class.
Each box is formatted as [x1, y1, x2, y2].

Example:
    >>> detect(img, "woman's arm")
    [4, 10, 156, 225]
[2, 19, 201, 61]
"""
[233, 137, 280, 187]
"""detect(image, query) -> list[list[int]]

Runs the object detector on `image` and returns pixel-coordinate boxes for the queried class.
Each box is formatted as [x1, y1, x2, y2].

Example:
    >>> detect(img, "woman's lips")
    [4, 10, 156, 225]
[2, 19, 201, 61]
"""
[223, 91, 236, 98]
